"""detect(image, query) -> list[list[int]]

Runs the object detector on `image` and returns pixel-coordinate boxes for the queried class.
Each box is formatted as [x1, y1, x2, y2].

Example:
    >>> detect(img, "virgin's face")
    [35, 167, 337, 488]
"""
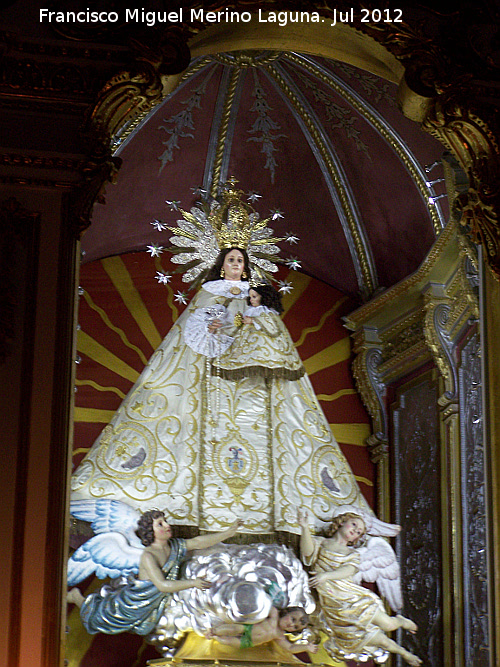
[222, 249, 245, 281]
[152, 516, 172, 541]
[248, 289, 261, 307]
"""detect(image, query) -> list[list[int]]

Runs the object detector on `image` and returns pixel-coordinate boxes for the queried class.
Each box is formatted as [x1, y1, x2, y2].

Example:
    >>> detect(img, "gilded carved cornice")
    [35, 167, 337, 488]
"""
[423, 97, 500, 281]
[87, 29, 190, 145]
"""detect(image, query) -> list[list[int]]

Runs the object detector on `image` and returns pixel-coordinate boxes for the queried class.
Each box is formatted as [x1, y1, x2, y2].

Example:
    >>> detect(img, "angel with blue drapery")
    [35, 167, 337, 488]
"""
[67, 500, 242, 636]
[67, 498, 316, 657]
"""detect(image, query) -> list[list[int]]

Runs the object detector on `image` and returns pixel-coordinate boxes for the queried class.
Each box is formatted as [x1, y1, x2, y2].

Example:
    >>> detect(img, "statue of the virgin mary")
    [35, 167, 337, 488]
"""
[71, 180, 369, 537]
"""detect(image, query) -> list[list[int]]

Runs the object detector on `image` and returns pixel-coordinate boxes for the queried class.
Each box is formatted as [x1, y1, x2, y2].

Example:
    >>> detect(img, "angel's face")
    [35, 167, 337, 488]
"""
[279, 610, 308, 633]
[222, 249, 245, 281]
[339, 517, 365, 544]
[153, 516, 172, 541]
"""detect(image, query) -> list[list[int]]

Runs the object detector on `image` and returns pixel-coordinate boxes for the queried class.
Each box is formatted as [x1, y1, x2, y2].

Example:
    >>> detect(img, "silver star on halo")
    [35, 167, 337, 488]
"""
[165, 200, 181, 211]
[285, 232, 299, 244]
[151, 219, 168, 231]
[277, 279, 293, 294]
[174, 291, 188, 305]
[155, 271, 172, 284]
[146, 244, 164, 257]
[285, 256, 301, 270]
[270, 209, 284, 220]
[247, 191, 262, 203]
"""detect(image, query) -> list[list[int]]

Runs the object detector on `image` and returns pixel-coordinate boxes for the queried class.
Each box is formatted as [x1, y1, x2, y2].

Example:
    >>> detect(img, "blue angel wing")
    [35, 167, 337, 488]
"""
[70, 498, 143, 548]
[67, 531, 143, 585]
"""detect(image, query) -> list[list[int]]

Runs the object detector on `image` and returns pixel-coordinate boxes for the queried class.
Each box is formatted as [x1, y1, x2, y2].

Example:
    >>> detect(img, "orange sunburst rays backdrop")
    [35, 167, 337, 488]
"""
[69, 251, 374, 667]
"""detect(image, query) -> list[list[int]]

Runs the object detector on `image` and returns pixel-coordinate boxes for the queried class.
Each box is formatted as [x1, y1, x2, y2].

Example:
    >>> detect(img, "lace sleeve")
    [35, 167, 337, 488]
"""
[184, 305, 235, 357]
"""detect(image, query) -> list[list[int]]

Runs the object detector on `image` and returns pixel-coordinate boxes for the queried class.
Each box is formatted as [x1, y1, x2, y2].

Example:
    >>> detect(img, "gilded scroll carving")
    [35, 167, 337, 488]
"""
[352, 337, 387, 453]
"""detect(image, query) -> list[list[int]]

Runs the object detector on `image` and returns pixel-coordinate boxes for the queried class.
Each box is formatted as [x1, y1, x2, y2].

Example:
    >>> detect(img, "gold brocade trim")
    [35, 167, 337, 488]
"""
[285, 53, 441, 235]
[262, 61, 374, 294]
[210, 364, 305, 381]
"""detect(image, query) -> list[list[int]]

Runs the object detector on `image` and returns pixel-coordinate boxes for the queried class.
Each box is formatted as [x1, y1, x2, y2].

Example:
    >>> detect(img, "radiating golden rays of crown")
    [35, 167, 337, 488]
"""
[160, 177, 299, 289]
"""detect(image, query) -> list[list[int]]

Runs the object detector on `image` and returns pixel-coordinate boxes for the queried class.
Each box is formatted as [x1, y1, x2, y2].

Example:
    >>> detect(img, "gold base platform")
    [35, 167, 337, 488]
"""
[147, 632, 345, 667]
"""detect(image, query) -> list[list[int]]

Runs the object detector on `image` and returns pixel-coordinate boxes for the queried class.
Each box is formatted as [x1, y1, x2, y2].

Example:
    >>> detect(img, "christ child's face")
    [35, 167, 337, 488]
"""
[222, 249, 245, 281]
[278, 610, 307, 633]
[248, 289, 262, 307]
[152, 515, 172, 541]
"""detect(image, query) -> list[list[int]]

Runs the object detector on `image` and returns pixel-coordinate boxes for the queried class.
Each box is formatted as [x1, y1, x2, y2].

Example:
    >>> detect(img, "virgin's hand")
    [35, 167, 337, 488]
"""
[194, 578, 212, 590]
[208, 319, 223, 333]
[309, 572, 330, 587]
[307, 644, 319, 654]
[242, 316, 252, 325]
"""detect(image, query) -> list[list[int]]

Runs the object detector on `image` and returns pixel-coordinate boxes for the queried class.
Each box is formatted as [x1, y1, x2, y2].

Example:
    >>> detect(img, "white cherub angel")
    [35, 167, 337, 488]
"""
[66, 499, 242, 637]
[298, 506, 422, 666]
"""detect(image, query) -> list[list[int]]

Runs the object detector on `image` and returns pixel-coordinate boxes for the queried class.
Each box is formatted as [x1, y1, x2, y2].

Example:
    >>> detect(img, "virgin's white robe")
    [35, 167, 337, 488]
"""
[71, 279, 368, 534]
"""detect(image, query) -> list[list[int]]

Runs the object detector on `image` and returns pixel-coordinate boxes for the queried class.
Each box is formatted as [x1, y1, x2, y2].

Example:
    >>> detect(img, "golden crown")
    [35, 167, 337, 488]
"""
[161, 177, 299, 288]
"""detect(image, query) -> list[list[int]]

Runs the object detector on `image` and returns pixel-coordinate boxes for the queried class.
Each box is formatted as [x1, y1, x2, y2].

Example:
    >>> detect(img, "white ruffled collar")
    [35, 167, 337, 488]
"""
[202, 279, 249, 298]
[244, 305, 277, 316]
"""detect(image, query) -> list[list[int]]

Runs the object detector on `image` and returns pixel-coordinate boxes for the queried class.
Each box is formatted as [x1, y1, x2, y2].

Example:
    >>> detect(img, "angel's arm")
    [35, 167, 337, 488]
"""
[275, 636, 319, 654]
[139, 551, 211, 593]
[309, 564, 357, 587]
[185, 519, 243, 551]
[298, 509, 315, 562]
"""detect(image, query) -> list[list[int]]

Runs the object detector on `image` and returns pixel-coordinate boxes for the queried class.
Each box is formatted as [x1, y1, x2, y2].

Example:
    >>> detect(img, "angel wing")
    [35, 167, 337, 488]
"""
[353, 536, 402, 612]
[67, 532, 144, 585]
[70, 498, 143, 547]
[68, 499, 144, 585]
